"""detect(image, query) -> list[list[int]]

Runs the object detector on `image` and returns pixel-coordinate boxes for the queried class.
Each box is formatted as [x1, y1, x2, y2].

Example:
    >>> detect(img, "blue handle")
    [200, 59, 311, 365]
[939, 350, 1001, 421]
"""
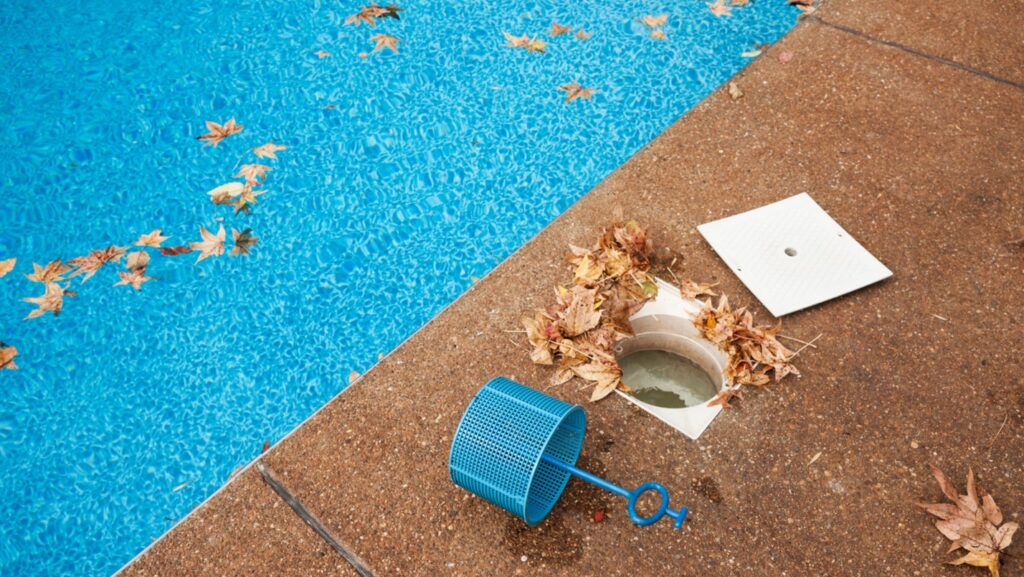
[540, 454, 688, 528]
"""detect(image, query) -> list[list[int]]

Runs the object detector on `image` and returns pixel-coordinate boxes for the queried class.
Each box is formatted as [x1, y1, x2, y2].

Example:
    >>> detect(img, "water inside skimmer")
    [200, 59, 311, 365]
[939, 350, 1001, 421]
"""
[619, 349, 719, 408]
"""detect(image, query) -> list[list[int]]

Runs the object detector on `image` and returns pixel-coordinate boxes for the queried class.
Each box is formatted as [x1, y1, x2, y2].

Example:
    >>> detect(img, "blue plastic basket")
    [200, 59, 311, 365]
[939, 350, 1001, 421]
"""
[449, 377, 687, 528]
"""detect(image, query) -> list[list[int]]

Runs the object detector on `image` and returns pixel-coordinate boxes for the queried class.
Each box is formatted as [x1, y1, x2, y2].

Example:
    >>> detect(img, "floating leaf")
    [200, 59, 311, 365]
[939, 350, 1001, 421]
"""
[252, 142, 288, 159]
[68, 246, 126, 283]
[640, 14, 668, 28]
[550, 22, 570, 36]
[0, 258, 15, 279]
[558, 81, 594, 103]
[236, 164, 272, 184]
[230, 228, 259, 256]
[26, 260, 71, 283]
[134, 230, 168, 248]
[0, 343, 17, 370]
[344, 3, 399, 26]
[115, 270, 153, 290]
[741, 49, 762, 58]
[23, 282, 72, 319]
[575, 29, 591, 40]
[315, 50, 331, 59]
[650, 29, 667, 40]
[191, 225, 226, 263]
[233, 187, 265, 215]
[207, 181, 247, 205]
[503, 32, 531, 49]
[159, 246, 193, 257]
[370, 34, 399, 54]
[197, 118, 243, 147]
[708, 0, 732, 17]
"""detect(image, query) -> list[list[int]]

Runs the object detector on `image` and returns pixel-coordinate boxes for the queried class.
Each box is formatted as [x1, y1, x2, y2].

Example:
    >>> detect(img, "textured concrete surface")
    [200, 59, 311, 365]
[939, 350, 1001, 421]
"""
[120, 7, 1024, 577]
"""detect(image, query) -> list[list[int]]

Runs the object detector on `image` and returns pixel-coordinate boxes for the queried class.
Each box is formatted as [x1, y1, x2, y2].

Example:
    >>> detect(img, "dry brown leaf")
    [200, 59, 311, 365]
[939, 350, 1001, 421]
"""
[0, 343, 17, 370]
[197, 118, 243, 147]
[370, 34, 399, 53]
[575, 29, 591, 40]
[26, 260, 71, 283]
[231, 228, 259, 256]
[252, 142, 288, 159]
[134, 230, 168, 248]
[191, 225, 226, 263]
[708, 0, 732, 17]
[640, 14, 668, 28]
[919, 465, 1018, 577]
[728, 82, 743, 100]
[68, 246, 126, 283]
[0, 258, 16, 278]
[558, 81, 594, 103]
[559, 286, 602, 337]
[23, 282, 72, 319]
[680, 279, 718, 299]
[550, 22, 570, 36]
[236, 164, 272, 184]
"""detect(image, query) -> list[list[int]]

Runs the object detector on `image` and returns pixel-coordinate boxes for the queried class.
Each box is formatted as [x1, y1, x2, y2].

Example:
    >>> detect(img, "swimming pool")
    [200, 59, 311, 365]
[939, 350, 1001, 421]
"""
[0, 1, 797, 574]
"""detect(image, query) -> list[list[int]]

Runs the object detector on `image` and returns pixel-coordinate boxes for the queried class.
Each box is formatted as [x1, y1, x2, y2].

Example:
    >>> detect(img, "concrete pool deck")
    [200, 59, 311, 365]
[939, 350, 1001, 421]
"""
[120, 2, 1023, 576]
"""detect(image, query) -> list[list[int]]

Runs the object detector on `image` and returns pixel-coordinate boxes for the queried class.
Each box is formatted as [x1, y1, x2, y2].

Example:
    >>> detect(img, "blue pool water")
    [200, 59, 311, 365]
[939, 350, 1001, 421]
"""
[0, 1, 796, 574]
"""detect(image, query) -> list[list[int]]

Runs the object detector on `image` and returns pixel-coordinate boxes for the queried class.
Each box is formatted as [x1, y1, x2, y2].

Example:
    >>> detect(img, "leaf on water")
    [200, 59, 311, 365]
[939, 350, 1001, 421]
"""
[197, 118, 243, 147]
[503, 32, 545, 53]
[134, 229, 169, 248]
[236, 164, 272, 184]
[26, 260, 71, 283]
[115, 251, 153, 290]
[640, 14, 668, 28]
[550, 22, 571, 37]
[158, 245, 193, 257]
[230, 228, 259, 256]
[207, 181, 248, 205]
[0, 342, 17, 370]
[191, 225, 226, 263]
[919, 465, 1018, 577]
[0, 258, 16, 279]
[575, 29, 591, 40]
[370, 34, 400, 54]
[731, 0, 750, 5]
[348, 370, 361, 384]
[23, 282, 72, 319]
[558, 81, 595, 103]
[68, 246, 126, 283]
[728, 81, 743, 100]
[125, 251, 150, 272]
[742, 49, 762, 58]
[252, 142, 288, 159]
[315, 50, 332, 59]
[344, 3, 399, 26]
[650, 29, 667, 40]
[708, 0, 732, 17]
[233, 187, 265, 215]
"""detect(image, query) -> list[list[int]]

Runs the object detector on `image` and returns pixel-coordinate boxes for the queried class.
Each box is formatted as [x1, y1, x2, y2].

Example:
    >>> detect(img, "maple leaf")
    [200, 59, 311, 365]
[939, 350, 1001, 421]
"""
[575, 29, 591, 40]
[708, 386, 743, 408]
[0, 342, 17, 370]
[197, 118, 243, 147]
[115, 270, 153, 290]
[650, 29, 667, 40]
[559, 286, 601, 337]
[380, 3, 402, 19]
[159, 245, 193, 256]
[680, 279, 718, 300]
[503, 32, 531, 49]
[68, 246, 126, 283]
[233, 187, 265, 215]
[191, 225, 226, 263]
[231, 228, 259, 256]
[0, 258, 15, 278]
[26, 260, 71, 283]
[550, 22, 570, 36]
[558, 81, 594, 103]
[640, 14, 668, 28]
[522, 313, 556, 365]
[573, 361, 622, 401]
[207, 181, 248, 205]
[23, 282, 72, 319]
[918, 465, 1018, 577]
[370, 34, 399, 53]
[345, 4, 388, 26]
[253, 142, 288, 159]
[527, 37, 547, 53]
[134, 229, 168, 248]
[708, 0, 732, 17]
[236, 164, 272, 184]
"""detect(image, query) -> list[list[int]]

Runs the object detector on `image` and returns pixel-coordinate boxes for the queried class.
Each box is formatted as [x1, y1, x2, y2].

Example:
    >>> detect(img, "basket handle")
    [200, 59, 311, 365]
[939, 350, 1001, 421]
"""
[540, 454, 688, 528]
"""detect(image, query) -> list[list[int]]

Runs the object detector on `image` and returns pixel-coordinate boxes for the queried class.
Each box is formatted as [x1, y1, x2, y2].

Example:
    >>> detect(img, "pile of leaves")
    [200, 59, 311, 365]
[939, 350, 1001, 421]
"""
[919, 465, 1018, 577]
[522, 220, 658, 401]
[692, 290, 799, 407]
